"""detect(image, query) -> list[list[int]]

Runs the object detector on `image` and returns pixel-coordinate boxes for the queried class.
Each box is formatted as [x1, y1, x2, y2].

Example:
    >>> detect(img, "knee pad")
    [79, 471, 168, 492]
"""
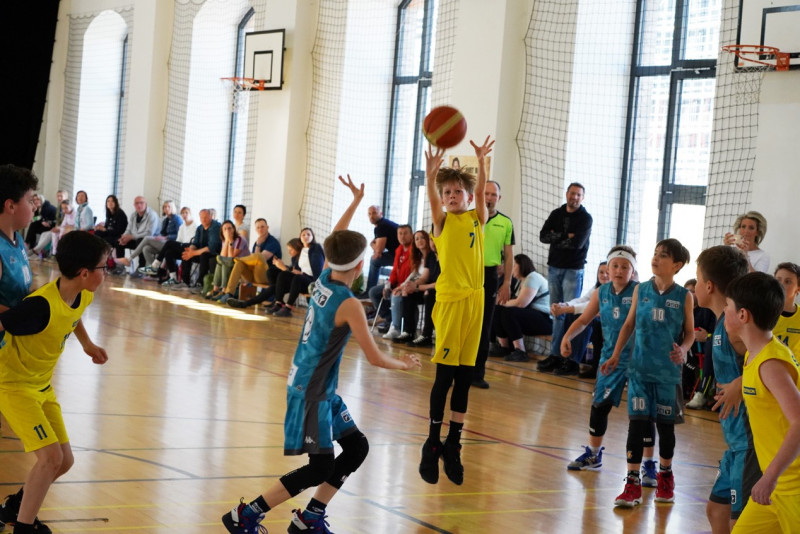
[588, 404, 612, 437]
[327, 432, 369, 489]
[279, 454, 335, 496]
[656, 423, 675, 459]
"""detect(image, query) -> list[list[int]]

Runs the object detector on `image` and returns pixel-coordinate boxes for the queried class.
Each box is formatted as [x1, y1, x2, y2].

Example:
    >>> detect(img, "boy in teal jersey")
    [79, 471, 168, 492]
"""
[0, 231, 110, 534]
[694, 245, 753, 532]
[602, 238, 694, 507]
[221, 176, 420, 534]
[0, 164, 38, 311]
[561, 246, 656, 482]
[724, 273, 800, 533]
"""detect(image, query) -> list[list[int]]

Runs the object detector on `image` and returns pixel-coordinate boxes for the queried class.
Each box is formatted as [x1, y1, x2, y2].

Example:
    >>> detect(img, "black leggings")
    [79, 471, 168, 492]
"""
[401, 291, 424, 334]
[429, 364, 473, 421]
[493, 306, 553, 341]
[626, 420, 673, 464]
[275, 270, 314, 305]
[279, 431, 369, 496]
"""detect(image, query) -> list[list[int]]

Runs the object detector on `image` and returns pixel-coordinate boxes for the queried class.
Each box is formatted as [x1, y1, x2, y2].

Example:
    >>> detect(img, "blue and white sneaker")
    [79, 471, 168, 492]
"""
[288, 509, 333, 533]
[642, 459, 658, 488]
[221, 499, 267, 534]
[567, 446, 604, 471]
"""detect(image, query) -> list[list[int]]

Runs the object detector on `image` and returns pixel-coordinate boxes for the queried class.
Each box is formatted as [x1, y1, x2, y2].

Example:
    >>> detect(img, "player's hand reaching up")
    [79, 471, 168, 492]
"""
[338, 174, 364, 203]
[400, 353, 422, 370]
[470, 136, 495, 160]
[425, 144, 445, 178]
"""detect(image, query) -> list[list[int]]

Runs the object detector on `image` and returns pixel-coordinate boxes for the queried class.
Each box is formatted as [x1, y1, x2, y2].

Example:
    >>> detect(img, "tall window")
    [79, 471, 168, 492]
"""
[618, 0, 721, 269]
[181, 0, 251, 219]
[384, 0, 437, 228]
[73, 11, 127, 206]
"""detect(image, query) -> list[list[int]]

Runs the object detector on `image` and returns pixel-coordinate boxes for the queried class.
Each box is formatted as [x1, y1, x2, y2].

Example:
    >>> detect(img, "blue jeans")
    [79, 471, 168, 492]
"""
[367, 252, 394, 291]
[548, 266, 584, 357]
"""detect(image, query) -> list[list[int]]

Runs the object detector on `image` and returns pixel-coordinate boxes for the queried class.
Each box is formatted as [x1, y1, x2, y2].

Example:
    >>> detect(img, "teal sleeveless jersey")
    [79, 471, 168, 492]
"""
[0, 231, 32, 308]
[712, 315, 751, 451]
[629, 279, 688, 385]
[287, 268, 353, 401]
[597, 280, 638, 366]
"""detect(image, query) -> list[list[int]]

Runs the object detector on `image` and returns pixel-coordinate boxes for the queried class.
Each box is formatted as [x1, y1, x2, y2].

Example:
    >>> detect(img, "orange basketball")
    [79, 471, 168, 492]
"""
[422, 106, 467, 149]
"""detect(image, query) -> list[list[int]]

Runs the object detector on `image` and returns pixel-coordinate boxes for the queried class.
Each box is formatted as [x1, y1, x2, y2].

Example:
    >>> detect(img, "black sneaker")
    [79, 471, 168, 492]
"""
[536, 354, 560, 371]
[393, 332, 413, 343]
[471, 378, 490, 389]
[578, 366, 598, 379]
[504, 349, 530, 362]
[554, 358, 580, 376]
[488, 343, 511, 357]
[0, 491, 51, 533]
[442, 440, 464, 485]
[408, 335, 433, 348]
[419, 438, 443, 484]
[226, 298, 248, 309]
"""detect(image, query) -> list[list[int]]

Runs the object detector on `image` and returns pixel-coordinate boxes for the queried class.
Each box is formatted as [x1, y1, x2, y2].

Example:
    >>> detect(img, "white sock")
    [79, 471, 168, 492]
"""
[169, 272, 177, 281]
[152, 260, 160, 269]
[590, 446, 601, 455]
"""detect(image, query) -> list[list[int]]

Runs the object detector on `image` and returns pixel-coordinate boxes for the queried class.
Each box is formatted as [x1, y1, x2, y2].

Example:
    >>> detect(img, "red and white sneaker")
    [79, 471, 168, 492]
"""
[654, 470, 675, 503]
[613, 476, 642, 508]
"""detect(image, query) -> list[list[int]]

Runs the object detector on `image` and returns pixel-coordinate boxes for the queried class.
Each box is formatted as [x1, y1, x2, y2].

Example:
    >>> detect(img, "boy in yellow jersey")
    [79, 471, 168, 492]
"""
[418, 136, 494, 486]
[773, 262, 800, 357]
[0, 231, 110, 534]
[724, 273, 800, 533]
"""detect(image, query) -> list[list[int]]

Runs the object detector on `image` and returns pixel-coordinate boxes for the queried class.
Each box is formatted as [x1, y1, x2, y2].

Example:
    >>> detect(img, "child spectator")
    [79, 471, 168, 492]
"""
[602, 238, 693, 507]
[561, 246, 658, 485]
[725, 273, 800, 532]
[686, 277, 719, 410]
[418, 136, 493, 486]
[773, 262, 800, 357]
[0, 165, 37, 312]
[220, 176, 419, 534]
[0, 231, 110, 534]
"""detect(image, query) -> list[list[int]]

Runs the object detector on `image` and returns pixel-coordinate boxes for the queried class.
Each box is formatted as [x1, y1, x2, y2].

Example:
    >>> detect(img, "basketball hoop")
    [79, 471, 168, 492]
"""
[220, 77, 267, 113]
[721, 45, 790, 104]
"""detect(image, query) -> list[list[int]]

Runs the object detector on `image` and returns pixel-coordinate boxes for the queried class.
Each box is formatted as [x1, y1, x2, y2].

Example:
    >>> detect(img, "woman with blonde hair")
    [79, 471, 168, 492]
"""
[723, 210, 769, 273]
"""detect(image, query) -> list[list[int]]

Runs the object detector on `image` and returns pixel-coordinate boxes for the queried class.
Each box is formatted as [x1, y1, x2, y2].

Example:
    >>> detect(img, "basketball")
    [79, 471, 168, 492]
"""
[422, 106, 467, 149]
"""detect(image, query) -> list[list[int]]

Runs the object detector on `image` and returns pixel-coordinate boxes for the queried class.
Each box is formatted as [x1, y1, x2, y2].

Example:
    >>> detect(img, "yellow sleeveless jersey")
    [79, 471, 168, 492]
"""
[0, 279, 93, 390]
[774, 304, 800, 358]
[431, 210, 484, 302]
[742, 337, 800, 494]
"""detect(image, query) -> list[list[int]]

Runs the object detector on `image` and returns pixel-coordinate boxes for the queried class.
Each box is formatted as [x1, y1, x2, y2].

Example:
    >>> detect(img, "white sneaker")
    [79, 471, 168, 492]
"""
[382, 326, 400, 339]
[686, 391, 705, 410]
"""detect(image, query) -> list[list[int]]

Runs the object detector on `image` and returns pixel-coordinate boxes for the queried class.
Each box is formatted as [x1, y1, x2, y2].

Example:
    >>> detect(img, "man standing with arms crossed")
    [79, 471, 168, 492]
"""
[538, 183, 593, 371]
[472, 180, 514, 389]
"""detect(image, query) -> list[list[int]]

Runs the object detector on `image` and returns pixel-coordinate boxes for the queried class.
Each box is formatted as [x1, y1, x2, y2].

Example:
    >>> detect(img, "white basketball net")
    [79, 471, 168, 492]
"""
[221, 78, 259, 113]
[721, 46, 784, 106]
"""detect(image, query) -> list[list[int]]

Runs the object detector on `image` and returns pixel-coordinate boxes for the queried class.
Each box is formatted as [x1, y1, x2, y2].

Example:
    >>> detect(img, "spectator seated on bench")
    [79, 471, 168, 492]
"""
[227, 237, 302, 309]
[213, 218, 281, 304]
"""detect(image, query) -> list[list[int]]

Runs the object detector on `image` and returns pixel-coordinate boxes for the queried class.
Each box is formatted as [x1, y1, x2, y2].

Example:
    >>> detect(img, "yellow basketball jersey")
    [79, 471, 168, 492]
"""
[0, 279, 93, 390]
[742, 337, 800, 494]
[432, 210, 484, 303]
[774, 304, 800, 358]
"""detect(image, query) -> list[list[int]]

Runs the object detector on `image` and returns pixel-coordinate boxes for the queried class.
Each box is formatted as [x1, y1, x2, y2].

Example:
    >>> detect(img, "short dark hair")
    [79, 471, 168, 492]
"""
[567, 182, 585, 193]
[234, 204, 247, 216]
[684, 278, 697, 287]
[726, 272, 785, 331]
[696, 245, 749, 295]
[656, 238, 690, 268]
[324, 230, 367, 270]
[398, 224, 412, 233]
[254, 217, 267, 225]
[775, 262, 800, 282]
[0, 164, 38, 213]
[514, 254, 536, 277]
[436, 167, 477, 195]
[56, 231, 112, 279]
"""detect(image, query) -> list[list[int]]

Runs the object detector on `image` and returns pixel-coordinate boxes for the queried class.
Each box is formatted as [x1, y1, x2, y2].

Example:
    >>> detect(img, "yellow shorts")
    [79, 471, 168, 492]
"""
[732, 493, 800, 533]
[0, 386, 68, 452]
[431, 290, 484, 366]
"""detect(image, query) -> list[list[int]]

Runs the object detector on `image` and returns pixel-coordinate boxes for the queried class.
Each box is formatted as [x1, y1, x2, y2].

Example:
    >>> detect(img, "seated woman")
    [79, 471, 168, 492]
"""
[213, 218, 282, 304]
[25, 193, 57, 252]
[74, 190, 94, 231]
[94, 194, 128, 252]
[546, 262, 608, 377]
[154, 207, 198, 285]
[206, 220, 248, 299]
[227, 237, 302, 309]
[393, 230, 432, 343]
[32, 200, 74, 257]
[494, 254, 552, 362]
[269, 227, 324, 317]
[232, 204, 248, 241]
[116, 200, 182, 270]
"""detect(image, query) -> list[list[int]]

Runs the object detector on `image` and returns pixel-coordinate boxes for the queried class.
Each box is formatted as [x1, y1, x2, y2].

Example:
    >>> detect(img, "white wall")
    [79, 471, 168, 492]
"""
[749, 69, 800, 267]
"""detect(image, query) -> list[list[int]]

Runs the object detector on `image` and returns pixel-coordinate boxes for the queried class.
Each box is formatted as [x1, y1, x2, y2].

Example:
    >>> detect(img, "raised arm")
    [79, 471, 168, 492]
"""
[425, 144, 446, 235]
[333, 174, 365, 232]
[470, 136, 494, 225]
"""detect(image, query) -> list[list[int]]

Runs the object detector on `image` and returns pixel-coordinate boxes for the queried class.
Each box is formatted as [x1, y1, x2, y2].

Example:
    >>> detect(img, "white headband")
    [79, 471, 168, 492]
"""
[327, 256, 364, 272]
[607, 250, 637, 271]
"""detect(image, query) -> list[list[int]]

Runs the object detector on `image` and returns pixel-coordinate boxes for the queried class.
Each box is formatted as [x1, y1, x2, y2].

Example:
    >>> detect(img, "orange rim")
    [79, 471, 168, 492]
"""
[722, 44, 790, 71]
[220, 77, 268, 90]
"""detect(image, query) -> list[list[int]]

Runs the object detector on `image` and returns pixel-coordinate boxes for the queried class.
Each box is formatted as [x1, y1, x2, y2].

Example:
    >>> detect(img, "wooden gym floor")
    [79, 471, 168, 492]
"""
[0, 261, 725, 533]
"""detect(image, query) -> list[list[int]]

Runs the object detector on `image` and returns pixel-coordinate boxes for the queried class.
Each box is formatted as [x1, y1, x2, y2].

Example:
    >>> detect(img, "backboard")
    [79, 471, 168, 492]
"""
[243, 29, 285, 89]
[737, 1, 800, 69]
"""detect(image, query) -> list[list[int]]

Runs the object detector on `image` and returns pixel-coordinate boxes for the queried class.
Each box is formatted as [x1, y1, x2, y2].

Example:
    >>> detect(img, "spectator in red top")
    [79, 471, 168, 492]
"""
[368, 224, 413, 338]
